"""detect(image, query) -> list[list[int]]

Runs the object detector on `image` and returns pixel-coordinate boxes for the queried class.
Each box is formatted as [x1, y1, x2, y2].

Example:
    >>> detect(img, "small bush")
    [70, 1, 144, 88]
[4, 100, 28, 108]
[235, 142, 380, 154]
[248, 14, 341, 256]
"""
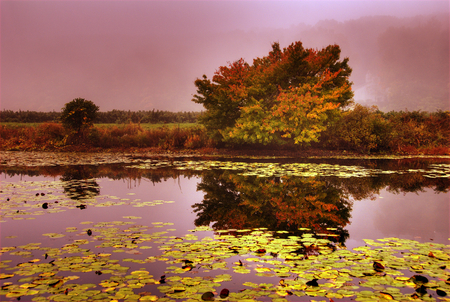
[320, 105, 450, 154]
[61, 98, 99, 134]
[321, 105, 387, 153]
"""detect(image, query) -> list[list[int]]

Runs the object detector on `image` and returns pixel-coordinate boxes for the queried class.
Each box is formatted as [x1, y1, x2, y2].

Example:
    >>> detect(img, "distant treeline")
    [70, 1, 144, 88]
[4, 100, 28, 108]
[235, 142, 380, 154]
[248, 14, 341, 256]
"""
[0, 109, 202, 124]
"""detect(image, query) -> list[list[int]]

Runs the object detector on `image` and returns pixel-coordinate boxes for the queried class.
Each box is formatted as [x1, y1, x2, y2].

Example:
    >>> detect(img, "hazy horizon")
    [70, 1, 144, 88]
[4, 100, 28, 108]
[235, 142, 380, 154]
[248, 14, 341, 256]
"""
[1, 0, 449, 113]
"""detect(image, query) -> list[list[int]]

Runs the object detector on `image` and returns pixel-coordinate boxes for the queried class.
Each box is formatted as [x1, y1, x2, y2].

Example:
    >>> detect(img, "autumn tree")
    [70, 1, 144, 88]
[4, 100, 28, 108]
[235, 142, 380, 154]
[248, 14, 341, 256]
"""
[192, 41, 353, 145]
[61, 98, 99, 138]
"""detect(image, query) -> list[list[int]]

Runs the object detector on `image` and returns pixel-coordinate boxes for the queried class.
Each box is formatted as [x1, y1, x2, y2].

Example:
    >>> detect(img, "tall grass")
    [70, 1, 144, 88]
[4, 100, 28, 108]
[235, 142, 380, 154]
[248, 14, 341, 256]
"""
[0, 123, 212, 151]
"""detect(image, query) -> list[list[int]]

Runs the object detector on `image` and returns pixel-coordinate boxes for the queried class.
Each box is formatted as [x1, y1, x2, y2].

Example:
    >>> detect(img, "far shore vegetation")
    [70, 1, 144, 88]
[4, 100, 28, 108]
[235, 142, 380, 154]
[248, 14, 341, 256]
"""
[1, 106, 449, 155]
[1, 41, 449, 156]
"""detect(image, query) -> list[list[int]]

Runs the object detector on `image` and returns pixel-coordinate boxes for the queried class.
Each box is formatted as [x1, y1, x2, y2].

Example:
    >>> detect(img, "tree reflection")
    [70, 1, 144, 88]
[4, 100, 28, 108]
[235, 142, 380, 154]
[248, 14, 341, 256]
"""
[193, 171, 352, 243]
[60, 165, 100, 200]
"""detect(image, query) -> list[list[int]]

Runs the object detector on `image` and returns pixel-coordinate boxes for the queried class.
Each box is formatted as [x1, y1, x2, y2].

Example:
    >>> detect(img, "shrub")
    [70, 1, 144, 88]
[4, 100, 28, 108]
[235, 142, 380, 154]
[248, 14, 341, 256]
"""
[385, 110, 450, 152]
[322, 104, 389, 153]
[61, 98, 99, 142]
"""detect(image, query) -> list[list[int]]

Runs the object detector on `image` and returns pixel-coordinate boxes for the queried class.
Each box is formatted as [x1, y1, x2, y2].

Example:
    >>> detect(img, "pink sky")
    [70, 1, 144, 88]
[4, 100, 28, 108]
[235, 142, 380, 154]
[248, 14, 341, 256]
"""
[1, 0, 448, 112]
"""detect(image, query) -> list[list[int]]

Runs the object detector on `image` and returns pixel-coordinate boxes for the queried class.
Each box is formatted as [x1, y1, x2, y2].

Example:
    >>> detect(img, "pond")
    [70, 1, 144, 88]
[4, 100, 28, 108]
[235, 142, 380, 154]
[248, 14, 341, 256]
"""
[1, 152, 449, 301]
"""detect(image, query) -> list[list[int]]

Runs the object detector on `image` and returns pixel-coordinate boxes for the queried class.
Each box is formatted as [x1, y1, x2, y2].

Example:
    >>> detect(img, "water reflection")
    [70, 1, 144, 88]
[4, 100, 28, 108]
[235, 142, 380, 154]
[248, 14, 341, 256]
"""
[60, 166, 100, 200]
[194, 171, 351, 244]
[1, 158, 449, 248]
[1, 159, 449, 301]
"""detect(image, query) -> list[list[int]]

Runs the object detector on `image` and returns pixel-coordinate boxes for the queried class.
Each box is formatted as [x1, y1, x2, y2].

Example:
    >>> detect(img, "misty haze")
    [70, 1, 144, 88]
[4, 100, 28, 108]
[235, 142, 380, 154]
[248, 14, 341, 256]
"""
[1, 1, 449, 113]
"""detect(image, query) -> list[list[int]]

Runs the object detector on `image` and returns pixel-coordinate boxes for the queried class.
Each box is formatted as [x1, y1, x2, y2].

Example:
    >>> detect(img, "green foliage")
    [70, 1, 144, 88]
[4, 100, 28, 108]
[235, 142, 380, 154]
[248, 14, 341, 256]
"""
[60, 98, 99, 135]
[227, 98, 278, 145]
[193, 41, 353, 146]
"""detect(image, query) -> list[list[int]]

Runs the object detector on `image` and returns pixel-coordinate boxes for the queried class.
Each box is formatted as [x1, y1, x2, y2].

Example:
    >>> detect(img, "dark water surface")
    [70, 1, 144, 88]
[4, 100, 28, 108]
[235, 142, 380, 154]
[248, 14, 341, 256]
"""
[1, 157, 449, 301]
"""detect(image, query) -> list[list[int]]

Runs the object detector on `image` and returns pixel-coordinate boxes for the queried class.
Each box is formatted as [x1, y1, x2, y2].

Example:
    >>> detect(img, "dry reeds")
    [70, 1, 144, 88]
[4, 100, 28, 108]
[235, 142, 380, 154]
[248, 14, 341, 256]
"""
[0, 123, 212, 151]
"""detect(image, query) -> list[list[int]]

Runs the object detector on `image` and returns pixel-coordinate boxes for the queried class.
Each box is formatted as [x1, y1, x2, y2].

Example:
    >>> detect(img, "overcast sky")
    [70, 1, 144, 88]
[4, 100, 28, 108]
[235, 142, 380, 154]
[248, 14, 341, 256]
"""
[1, 0, 448, 112]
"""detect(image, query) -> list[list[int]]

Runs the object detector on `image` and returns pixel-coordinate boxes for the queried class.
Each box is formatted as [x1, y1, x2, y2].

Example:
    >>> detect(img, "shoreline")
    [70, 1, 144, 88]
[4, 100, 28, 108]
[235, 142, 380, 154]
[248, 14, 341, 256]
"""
[1, 149, 449, 168]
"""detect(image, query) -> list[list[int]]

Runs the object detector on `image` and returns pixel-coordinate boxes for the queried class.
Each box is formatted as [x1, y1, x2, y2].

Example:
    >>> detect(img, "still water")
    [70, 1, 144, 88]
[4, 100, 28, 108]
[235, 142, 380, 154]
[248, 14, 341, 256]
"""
[1, 157, 449, 301]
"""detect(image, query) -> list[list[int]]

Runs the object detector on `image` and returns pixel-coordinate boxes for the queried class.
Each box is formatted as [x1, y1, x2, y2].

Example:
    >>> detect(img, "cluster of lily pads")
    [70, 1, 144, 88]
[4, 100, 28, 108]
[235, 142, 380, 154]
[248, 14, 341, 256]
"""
[1, 222, 449, 301]
[127, 160, 450, 179]
[1, 151, 449, 168]
[0, 151, 145, 167]
[150, 228, 450, 301]
[0, 220, 171, 301]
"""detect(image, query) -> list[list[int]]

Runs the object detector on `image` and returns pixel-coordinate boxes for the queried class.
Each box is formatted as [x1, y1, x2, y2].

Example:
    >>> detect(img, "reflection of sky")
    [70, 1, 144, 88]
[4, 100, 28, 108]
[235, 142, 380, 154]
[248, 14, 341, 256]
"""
[96, 176, 205, 238]
[1, 173, 449, 251]
[1, 174, 206, 248]
[346, 188, 449, 249]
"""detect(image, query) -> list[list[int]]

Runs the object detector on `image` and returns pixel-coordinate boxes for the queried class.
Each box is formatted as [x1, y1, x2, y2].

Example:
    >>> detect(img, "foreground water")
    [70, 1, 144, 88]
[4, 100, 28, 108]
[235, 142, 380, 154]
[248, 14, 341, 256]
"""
[1, 153, 449, 301]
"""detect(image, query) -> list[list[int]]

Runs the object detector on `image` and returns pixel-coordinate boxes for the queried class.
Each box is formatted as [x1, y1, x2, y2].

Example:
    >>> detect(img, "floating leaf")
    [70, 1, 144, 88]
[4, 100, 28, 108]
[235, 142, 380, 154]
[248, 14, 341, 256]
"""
[42, 233, 65, 238]
[380, 292, 394, 299]
[0, 273, 14, 279]
[306, 279, 319, 287]
[201, 292, 215, 301]
[411, 275, 429, 284]
[220, 288, 230, 298]
[415, 285, 427, 295]
[373, 261, 385, 271]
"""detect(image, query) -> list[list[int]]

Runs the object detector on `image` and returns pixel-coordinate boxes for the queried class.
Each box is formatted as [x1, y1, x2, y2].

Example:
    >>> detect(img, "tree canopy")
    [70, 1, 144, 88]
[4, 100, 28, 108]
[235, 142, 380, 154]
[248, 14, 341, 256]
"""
[192, 41, 353, 145]
[61, 98, 99, 135]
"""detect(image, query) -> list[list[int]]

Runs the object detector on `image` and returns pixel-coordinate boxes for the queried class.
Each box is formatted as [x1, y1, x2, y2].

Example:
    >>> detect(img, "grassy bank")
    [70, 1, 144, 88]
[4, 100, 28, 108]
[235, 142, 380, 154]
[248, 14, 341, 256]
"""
[0, 122, 213, 152]
[0, 121, 449, 156]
